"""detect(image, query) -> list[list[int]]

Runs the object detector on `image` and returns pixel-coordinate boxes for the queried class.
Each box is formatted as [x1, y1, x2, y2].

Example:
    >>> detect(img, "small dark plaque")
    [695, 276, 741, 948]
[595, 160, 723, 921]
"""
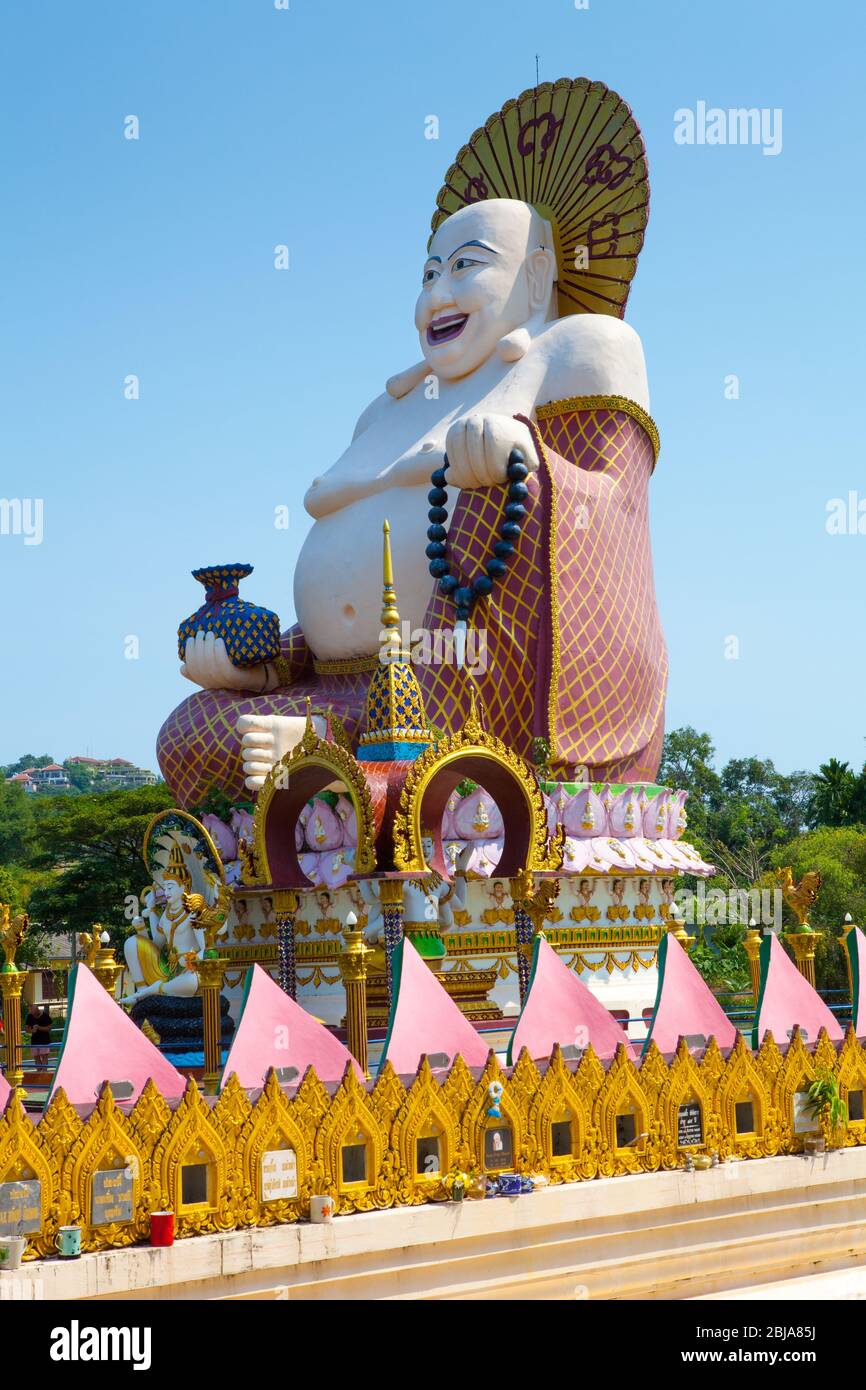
[0, 1179, 41, 1235]
[91, 1167, 134, 1226]
[484, 1126, 513, 1170]
[677, 1101, 703, 1148]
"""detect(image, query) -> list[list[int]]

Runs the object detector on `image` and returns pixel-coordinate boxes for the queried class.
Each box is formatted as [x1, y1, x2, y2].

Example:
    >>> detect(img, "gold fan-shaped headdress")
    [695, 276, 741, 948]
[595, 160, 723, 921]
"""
[430, 77, 649, 318]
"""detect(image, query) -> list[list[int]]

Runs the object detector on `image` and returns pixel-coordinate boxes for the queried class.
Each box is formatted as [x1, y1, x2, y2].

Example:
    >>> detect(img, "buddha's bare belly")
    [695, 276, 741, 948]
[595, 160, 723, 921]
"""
[294, 486, 436, 659]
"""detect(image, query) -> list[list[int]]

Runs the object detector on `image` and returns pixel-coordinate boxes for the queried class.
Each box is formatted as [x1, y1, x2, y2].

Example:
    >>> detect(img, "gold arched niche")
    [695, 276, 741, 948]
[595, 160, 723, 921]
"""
[251, 716, 377, 887]
[391, 698, 561, 878]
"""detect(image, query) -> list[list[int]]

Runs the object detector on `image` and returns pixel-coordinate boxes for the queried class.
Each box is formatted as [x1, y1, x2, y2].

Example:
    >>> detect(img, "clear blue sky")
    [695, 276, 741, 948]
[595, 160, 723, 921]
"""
[1, 0, 863, 777]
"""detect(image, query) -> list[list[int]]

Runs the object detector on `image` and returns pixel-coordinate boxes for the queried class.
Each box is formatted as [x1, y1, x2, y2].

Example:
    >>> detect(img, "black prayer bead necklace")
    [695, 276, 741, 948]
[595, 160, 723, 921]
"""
[426, 448, 530, 623]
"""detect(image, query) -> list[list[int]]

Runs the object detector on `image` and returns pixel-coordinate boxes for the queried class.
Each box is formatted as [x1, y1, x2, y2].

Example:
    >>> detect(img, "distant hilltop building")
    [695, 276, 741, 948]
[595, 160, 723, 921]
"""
[5, 756, 158, 793]
[66, 755, 158, 787]
[8, 763, 69, 792]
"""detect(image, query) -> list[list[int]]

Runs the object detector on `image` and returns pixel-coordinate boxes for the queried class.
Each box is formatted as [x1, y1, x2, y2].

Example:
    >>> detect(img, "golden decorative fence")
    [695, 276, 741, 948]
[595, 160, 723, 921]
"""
[2, 1026, 866, 1259]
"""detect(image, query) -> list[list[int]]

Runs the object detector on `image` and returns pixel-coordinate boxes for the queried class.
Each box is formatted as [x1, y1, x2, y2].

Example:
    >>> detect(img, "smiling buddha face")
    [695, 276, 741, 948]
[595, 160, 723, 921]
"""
[415, 199, 557, 381]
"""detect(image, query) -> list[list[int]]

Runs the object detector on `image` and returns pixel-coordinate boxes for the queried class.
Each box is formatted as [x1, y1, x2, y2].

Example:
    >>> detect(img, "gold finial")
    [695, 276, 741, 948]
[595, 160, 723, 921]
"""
[464, 685, 484, 739]
[380, 520, 401, 632]
[300, 695, 318, 753]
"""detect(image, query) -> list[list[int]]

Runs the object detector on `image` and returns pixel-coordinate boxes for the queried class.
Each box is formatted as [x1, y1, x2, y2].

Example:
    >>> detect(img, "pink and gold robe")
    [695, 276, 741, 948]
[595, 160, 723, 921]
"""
[157, 395, 666, 806]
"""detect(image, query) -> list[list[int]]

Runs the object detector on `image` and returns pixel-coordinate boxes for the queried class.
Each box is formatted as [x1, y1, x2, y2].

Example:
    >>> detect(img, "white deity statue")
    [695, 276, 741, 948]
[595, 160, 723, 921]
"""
[359, 836, 472, 944]
[122, 855, 227, 1005]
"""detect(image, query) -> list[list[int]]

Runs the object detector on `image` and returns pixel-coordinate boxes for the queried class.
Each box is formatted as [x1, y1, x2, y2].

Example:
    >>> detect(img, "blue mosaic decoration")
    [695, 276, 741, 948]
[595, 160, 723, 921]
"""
[177, 563, 281, 669]
[357, 658, 431, 762]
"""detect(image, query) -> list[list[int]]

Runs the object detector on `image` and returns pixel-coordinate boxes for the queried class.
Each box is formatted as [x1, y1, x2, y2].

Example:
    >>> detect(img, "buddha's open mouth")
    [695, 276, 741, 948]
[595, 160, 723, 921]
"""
[427, 313, 468, 345]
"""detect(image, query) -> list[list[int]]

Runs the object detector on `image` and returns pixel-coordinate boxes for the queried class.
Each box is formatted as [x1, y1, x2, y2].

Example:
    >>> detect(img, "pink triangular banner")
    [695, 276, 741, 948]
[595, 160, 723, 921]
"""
[509, 935, 636, 1063]
[848, 926, 866, 1036]
[753, 932, 843, 1046]
[0, 1066, 10, 1112]
[644, 933, 738, 1053]
[48, 965, 186, 1105]
[380, 938, 490, 1075]
[221, 964, 363, 1088]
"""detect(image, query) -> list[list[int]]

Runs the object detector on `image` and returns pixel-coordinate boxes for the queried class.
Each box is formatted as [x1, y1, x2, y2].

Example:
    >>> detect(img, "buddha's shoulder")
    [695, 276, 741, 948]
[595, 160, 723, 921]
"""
[535, 312, 645, 357]
[533, 314, 649, 410]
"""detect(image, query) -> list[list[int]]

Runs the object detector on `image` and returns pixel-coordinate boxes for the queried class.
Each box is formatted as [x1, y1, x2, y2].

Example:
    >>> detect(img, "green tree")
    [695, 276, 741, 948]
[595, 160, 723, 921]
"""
[0, 753, 53, 777]
[813, 758, 858, 827]
[26, 784, 173, 938]
[0, 780, 35, 863]
[657, 727, 721, 842]
[64, 761, 97, 794]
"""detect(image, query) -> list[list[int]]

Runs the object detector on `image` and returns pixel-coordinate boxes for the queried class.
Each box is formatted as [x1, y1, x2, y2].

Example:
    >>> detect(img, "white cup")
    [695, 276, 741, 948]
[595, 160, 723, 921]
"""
[310, 1195, 334, 1224]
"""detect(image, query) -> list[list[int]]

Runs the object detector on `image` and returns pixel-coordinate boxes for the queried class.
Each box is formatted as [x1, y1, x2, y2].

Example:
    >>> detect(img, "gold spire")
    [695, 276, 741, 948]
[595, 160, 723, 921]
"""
[380, 520, 401, 632]
[359, 519, 431, 758]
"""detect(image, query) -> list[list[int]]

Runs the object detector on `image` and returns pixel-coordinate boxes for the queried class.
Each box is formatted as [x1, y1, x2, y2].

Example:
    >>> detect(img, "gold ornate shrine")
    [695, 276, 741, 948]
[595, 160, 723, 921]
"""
[6, 1026, 866, 1258]
[391, 693, 563, 878]
[251, 712, 377, 887]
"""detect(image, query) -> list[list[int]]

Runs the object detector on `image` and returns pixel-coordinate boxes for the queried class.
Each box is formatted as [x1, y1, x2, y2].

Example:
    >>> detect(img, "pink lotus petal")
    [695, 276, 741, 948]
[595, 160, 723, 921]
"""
[48, 965, 186, 1105]
[453, 788, 504, 840]
[380, 938, 490, 1075]
[509, 935, 635, 1062]
[644, 933, 738, 1054]
[642, 790, 670, 840]
[562, 838, 591, 872]
[562, 787, 607, 838]
[848, 926, 866, 1037]
[298, 851, 322, 886]
[753, 932, 843, 1045]
[222, 964, 362, 1087]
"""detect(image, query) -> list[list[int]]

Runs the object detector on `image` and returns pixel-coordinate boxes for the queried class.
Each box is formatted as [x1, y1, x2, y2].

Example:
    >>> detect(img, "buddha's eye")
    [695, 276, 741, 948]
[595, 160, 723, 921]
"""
[422, 267, 439, 285]
[451, 256, 482, 273]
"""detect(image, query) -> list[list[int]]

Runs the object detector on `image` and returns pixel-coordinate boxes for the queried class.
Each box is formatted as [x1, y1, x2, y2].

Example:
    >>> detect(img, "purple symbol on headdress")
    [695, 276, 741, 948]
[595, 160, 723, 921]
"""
[463, 175, 489, 204]
[583, 144, 633, 191]
[517, 113, 563, 162]
[587, 214, 623, 259]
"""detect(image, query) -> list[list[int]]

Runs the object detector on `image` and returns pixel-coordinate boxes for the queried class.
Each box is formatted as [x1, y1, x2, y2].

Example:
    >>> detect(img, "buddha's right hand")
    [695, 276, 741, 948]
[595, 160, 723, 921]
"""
[444, 412, 536, 489]
[181, 632, 272, 692]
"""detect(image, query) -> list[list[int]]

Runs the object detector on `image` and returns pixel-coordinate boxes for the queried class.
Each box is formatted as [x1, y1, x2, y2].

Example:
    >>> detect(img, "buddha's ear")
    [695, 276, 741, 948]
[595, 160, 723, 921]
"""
[525, 246, 557, 312]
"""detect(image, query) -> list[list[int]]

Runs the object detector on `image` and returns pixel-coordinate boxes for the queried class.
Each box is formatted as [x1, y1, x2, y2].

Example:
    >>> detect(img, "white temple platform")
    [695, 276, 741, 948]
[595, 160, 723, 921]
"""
[8, 1147, 866, 1302]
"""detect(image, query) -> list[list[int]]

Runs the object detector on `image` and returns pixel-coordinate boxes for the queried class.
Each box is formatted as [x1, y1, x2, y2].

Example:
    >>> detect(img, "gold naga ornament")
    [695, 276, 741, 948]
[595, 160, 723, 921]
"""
[77, 926, 104, 970]
[777, 867, 823, 930]
[0, 904, 28, 970]
[431, 76, 650, 320]
[183, 883, 233, 953]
